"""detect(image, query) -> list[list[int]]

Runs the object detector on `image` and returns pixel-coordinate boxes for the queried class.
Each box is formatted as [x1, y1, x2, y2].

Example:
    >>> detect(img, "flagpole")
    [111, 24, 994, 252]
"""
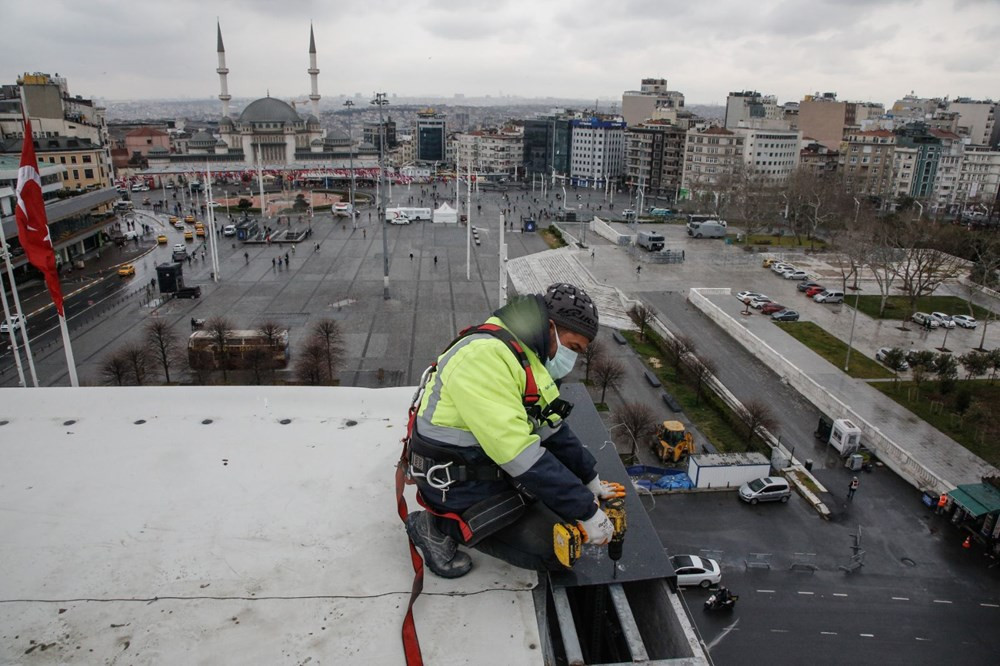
[1, 224, 40, 388]
[0, 254, 28, 386]
[57, 313, 79, 386]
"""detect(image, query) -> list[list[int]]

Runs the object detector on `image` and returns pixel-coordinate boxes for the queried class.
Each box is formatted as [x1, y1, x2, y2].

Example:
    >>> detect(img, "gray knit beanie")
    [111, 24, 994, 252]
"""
[544, 283, 599, 341]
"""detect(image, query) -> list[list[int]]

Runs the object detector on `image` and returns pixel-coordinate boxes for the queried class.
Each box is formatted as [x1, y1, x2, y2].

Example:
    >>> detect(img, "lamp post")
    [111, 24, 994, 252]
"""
[343, 100, 357, 229]
[914, 200, 923, 221]
[372, 92, 390, 300]
[844, 287, 862, 372]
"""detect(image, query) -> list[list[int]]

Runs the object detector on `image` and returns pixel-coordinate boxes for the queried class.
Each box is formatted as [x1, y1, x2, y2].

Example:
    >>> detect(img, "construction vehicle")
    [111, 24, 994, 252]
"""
[654, 420, 695, 464]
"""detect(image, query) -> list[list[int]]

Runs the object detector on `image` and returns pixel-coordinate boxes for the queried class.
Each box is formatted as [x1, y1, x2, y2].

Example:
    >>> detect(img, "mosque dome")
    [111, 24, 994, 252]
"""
[238, 97, 302, 124]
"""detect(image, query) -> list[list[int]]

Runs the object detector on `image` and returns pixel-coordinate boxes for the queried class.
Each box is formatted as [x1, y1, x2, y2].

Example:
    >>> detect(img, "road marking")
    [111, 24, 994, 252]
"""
[891, 597, 910, 601]
[980, 603, 999, 608]
[860, 633, 875, 638]
[770, 629, 789, 633]
[705, 618, 740, 650]
[832, 593, 848, 597]
[915, 637, 931, 641]
[820, 631, 838, 636]
[932, 600, 953, 604]
[757, 589, 776, 593]
[797, 591, 815, 595]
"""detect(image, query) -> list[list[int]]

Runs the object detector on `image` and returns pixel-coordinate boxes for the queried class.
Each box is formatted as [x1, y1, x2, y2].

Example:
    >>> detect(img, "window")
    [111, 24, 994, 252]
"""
[83, 154, 92, 163]
[84, 168, 94, 179]
[71, 155, 77, 164]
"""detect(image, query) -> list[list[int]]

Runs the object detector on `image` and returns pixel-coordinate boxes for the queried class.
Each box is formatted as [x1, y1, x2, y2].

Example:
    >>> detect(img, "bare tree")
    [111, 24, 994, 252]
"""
[121, 342, 150, 386]
[963, 234, 1000, 350]
[310, 319, 345, 385]
[716, 164, 778, 241]
[686, 355, 718, 405]
[205, 316, 235, 382]
[893, 221, 963, 321]
[867, 218, 903, 318]
[591, 356, 626, 404]
[245, 348, 269, 385]
[145, 320, 182, 384]
[256, 319, 285, 383]
[611, 402, 660, 461]
[581, 338, 606, 384]
[295, 339, 327, 385]
[666, 333, 695, 372]
[736, 398, 778, 451]
[100, 349, 130, 386]
[627, 303, 653, 342]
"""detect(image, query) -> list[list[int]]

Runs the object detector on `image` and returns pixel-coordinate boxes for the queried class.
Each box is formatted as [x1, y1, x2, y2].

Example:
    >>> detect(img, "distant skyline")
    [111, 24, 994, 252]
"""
[2, 0, 998, 108]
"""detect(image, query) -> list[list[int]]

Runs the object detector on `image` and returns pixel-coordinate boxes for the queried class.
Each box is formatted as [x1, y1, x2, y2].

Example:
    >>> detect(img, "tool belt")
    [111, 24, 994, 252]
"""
[409, 430, 528, 546]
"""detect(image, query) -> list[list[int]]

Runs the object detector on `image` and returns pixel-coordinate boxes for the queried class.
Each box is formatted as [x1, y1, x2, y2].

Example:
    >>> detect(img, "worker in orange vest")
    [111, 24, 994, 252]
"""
[936, 493, 948, 515]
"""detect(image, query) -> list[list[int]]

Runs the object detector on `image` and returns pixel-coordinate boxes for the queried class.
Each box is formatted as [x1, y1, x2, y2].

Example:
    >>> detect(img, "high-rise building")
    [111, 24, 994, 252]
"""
[895, 123, 943, 199]
[569, 117, 625, 187]
[798, 93, 845, 150]
[453, 129, 523, 176]
[621, 78, 685, 127]
[680, 126, 746, 195]
[946, 99, 997, 147]
[956, 145, 1000, 212]
[625, 112, 701, 202]
[415, 109, 446, 163]
[840, 129, 896, 199]
[363, 116, 397, 152]
[523, 114, 572, 178]
[724, 91, 784, 129]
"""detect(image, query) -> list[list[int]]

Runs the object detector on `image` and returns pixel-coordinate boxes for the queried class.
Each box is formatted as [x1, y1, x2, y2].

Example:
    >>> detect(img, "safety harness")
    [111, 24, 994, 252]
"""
[394, 323, 570, 665]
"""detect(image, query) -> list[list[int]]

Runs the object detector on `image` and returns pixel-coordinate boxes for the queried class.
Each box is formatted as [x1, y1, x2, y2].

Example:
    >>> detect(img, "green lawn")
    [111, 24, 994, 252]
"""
[773, 321, 894, 379]
[622, 331, 749, 454]
[735, 234, 828, 249]
[852, 295, 992, 322]
[871, 380, 1000, 468]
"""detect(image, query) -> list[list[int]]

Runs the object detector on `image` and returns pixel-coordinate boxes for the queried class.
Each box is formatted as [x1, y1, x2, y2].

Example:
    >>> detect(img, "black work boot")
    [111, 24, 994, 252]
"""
[405, 511, 473, 579]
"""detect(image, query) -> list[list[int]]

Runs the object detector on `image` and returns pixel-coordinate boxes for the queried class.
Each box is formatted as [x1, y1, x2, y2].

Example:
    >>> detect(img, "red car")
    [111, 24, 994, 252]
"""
[761, 302, 785, 315]
[805, 285, 825, 297]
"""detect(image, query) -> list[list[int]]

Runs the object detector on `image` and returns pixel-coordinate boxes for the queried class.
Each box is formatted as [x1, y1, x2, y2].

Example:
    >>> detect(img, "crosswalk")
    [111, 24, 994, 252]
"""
[507, 248, 636, 331]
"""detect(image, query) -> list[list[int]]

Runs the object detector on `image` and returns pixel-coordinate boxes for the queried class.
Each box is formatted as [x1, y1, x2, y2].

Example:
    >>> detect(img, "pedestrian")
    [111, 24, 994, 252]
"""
[244, 252, 249, 264]
[433, 255, 438, 266]
[363, 228, 367, 239]
[285, 252, 289, 265]
[591, 249, 595, 260]
[847, 476, 859, 500]
[410, 252, 414, 261]
[636, 265, 642, 279]
[272, 257, 276, 269]
[291, 245, 296, 255]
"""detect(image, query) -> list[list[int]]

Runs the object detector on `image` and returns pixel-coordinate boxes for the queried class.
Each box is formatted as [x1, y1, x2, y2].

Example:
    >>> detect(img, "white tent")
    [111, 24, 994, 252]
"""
[433, 202, 458, 224]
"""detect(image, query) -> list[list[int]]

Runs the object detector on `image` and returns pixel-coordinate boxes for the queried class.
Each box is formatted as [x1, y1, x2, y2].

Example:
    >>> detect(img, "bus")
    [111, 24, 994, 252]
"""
[386, 207, 432, 222]
[188, 329, 290, 370]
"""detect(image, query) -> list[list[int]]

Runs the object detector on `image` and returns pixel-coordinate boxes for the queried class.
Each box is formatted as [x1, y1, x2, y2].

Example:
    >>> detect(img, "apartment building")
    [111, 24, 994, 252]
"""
[680, 126, 746, 194]
[569, 117, 625, 187]
[840, 129, 896, 199]
[454, 129, 524, 176]
[928, 129, 964, 212]
[724, 91, 784, 129]
[621, 77, 685, 126]
[625, 117, 697, 201]
[735, 127, 802, 184]
[799, 141, 839, 176]
[956, 145, 1000, 211]
[946, 99, 998, 147]
[798, 93, 844, 150]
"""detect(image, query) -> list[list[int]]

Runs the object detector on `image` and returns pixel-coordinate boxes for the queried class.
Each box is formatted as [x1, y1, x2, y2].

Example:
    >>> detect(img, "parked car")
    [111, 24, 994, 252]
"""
[797, 281, 822, 292]
[669, 554, 722, 588]
[738, 476, 791, 504]
[749, 296, 774, 309]
[736, 291, 765, 303]
[813, 289, 845, 304]
[952, 314, 978, 329]
[0, 313, 24, 333]
[760, 302, 786, 314]
[876, 347, 910, 370]
[771, 309, 800, 321]
[117, 264, 135, 277]
[783, 270, 810, 280]
[770, 262, 794, 274]
[930, 312, 955, 329]
[762, 258, 778, 268]
[174, 286, 202, 299]
[805, 285, 826, 297]
[911, 312, 940, 328]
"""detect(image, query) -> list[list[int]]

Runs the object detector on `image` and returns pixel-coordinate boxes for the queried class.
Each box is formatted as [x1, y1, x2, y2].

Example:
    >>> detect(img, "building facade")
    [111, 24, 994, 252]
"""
[621, 77, 685, 127]
[453, 129, 524, 176]
[415, 110, 446, 163]
[681, 126, 746, 194]
[523, 116, 572, 177]
[735, 128, 802, 184]
[569, 117, 625, 187]
[956, 145, 1000, 212]
[798, 93, 845, 150]
[625, 118, 693, 201]
[947, 99, 997, 147]
[724, 91, 784, 129]
[840, 129, 896, 199]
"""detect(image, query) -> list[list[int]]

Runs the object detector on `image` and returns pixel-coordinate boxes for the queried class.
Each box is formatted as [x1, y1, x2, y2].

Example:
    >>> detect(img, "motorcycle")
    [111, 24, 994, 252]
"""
[190, 317, 206, 330]
[704, 588, 738, 611]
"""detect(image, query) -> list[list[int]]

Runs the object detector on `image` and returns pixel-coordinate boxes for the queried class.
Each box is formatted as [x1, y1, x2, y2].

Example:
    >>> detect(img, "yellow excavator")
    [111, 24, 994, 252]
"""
[654, 420, 695, 464]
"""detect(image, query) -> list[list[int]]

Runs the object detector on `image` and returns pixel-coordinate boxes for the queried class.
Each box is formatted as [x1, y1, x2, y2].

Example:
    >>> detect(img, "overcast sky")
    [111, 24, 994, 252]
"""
[3, 0, 998, 106]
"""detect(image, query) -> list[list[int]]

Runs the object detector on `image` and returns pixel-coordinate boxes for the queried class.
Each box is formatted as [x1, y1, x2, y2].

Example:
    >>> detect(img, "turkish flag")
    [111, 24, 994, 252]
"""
[15, 118, 64, 316]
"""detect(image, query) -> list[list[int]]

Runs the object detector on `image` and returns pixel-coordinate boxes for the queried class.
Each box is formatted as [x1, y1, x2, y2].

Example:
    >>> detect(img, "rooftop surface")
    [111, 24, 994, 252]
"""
[0, 386, 541, 664]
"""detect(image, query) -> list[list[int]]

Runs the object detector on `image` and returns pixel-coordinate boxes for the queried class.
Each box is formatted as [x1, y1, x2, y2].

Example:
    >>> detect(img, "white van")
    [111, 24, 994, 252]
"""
[385, 209, 412, 225]
[687, 220, 727, 238]
[223, 224, 237, 236]
[387, 207, 430, 222]
[813, 289, 844, 304]
[637, 230, 665, 251]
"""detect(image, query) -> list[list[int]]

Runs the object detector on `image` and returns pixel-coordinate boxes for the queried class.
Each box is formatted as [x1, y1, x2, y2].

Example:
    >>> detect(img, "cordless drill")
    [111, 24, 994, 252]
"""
[603, 496, 627, 578]
[552, 489, 628, 571]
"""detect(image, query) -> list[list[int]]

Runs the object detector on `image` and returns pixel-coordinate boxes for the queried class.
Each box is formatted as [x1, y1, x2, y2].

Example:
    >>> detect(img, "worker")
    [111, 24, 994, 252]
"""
[404, 283, 617, 578]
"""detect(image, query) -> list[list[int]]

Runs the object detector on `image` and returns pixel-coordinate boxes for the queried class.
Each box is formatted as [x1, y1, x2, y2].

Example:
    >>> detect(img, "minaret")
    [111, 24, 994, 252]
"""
[217, 21, 232, 118]
[308, 23, 321, 118]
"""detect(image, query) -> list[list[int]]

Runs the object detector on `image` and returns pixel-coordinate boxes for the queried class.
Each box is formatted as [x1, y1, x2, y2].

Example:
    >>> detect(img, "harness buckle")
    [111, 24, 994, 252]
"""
[409, 459, 455, 503]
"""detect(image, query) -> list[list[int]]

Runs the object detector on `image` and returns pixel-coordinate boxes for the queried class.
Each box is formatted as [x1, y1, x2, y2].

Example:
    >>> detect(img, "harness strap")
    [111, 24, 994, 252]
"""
[396, 446, 424, 666]
[453, 323, 541, 409]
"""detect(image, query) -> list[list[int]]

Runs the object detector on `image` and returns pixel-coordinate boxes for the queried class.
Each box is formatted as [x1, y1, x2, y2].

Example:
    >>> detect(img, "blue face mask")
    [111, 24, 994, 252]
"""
[545, 325, 578, 379]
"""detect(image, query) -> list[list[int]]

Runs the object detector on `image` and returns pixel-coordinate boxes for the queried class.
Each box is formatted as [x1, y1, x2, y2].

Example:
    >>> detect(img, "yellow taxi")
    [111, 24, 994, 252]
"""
[196, 224, 206, 237]
[117, 264, 136, 277]
[168, 216, 179, 224]
[762, 257, 777, 268]
[157, 234, 168, 244]
[184, 215, 196, 223]
[184, 231, 194, 241]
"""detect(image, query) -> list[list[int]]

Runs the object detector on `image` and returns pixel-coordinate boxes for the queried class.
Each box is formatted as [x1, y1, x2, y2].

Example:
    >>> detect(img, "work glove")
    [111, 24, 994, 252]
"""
[577, 506, 614, 545]
[587, 475, 626, 500]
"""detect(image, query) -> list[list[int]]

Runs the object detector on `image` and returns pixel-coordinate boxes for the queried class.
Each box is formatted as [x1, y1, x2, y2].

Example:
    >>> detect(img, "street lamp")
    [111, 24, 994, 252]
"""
[914, 200, 923, 221]
[343, 100, 357, 229]
[371, 92, 390, 300]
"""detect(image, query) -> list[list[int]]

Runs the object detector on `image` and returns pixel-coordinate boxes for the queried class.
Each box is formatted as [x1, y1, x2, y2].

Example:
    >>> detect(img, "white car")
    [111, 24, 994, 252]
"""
[930, 312, 955, 329]
[771, 262, 794, 274]
[782, 270, 810, 280]
[223, 224, 236, 236]
[736, 291, 764, 303]
[952, 314, 978, 329]
[911, 312, 940, 328]
[669, 554, 722, 588]
[749, 296, 773, 309]
[173, 243, 186, 252]
[0, 313, 24, 333]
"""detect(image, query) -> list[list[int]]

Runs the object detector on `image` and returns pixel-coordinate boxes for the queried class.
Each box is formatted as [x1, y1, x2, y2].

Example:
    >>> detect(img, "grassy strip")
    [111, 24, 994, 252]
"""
[733, 234, 828, 249]
[870, 379, 1000, 468]
[852, 295, 991, 322]
[539, 226, 568, 249]
[774, 321, 894, 379]
[622, 330, 749, 454]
